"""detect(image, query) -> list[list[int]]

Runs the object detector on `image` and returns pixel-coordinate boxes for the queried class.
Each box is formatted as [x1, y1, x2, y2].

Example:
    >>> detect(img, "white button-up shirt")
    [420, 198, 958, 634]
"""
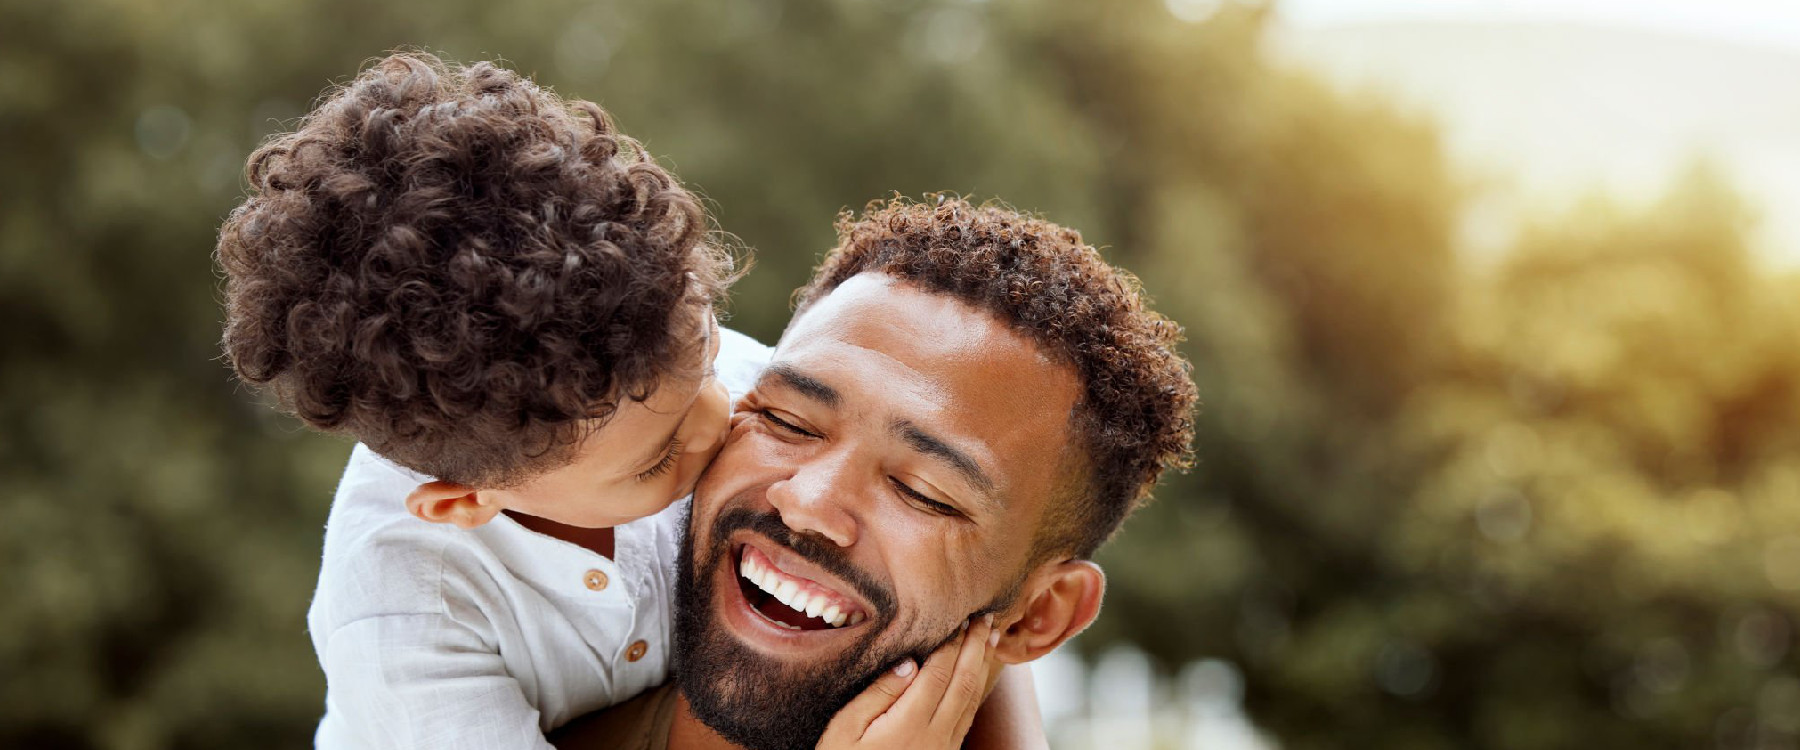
[308, 328, 769, 749]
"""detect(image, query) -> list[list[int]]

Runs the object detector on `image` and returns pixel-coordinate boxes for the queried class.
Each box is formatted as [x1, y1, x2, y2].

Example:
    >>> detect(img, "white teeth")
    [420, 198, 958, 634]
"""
[740, 549, 867, 628]
[742, 556, 770, 594]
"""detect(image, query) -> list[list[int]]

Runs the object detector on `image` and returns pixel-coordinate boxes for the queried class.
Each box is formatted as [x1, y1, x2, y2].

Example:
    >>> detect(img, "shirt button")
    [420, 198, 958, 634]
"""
[584, 569, 609, 592]
[626, 640, 648, 662]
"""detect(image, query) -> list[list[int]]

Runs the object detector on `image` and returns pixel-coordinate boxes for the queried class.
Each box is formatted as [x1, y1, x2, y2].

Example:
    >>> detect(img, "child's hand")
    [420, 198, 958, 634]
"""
[816, 614, 1001, 749]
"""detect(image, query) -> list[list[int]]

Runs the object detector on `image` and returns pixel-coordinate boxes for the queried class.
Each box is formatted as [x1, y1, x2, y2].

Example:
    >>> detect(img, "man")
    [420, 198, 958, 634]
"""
[558, 196, 1197, 750]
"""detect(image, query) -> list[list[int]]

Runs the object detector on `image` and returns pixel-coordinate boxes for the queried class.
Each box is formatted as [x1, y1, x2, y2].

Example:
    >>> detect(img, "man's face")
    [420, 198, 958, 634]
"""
[674, 273, 1082, 750]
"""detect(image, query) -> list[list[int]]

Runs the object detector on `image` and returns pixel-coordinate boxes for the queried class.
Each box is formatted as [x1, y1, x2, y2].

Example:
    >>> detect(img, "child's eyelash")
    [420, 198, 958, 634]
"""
[636, 439, 683, 482]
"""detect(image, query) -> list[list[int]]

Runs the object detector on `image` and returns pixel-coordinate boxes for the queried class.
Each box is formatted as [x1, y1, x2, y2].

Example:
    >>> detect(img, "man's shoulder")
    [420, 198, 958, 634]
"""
[549, 682, 680, 750]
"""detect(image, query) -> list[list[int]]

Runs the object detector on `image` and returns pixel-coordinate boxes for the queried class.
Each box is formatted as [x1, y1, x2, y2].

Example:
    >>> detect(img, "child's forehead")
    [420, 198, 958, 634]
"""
[587, 377, 702, 453]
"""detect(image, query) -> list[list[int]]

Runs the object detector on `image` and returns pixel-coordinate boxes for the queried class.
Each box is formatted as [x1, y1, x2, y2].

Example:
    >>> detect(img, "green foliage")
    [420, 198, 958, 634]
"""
[3, 0, 1794, 747]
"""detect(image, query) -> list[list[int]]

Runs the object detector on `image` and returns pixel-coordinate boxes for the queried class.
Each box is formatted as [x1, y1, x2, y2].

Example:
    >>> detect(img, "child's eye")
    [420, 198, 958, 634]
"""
[635, 438, 683, 482]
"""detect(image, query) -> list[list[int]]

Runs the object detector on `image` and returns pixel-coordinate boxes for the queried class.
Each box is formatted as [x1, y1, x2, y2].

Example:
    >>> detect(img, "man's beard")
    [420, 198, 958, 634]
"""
[673, 505, 958, 750]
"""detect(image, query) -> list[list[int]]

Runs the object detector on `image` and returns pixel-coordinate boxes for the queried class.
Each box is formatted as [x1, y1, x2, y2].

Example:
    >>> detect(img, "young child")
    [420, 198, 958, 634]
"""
[216, 53, 1030, 749]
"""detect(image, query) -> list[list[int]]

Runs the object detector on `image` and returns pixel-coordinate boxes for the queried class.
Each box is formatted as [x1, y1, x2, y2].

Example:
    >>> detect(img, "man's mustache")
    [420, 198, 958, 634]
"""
[709, 506, 897, 621]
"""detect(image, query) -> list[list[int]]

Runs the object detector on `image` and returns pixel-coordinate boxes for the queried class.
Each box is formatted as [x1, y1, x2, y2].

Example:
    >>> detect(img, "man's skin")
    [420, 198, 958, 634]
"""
[656, 272, 1108, 749]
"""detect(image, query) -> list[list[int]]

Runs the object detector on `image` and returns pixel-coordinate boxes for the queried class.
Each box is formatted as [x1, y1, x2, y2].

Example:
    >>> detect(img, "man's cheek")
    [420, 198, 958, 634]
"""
[749, 431, 818, 468]
[886, 614, 971, 667]
[889, 528, 987, 608]
[693, 438, 769, 507]
[898, 576, 990, 640]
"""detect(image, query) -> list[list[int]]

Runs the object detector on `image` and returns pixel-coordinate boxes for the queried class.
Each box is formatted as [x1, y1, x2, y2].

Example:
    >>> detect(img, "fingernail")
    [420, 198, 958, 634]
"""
[989, 627, 1002, 647]
[983, 613, 995, 628]
[894, 660, 917, 677]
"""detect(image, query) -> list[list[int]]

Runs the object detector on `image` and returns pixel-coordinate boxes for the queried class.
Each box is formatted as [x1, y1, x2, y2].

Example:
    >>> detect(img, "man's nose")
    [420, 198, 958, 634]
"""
[765, 450, 859, 548]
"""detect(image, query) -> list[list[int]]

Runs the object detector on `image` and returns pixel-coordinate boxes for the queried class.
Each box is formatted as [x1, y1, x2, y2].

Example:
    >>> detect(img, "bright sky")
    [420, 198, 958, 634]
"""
[1277, 0, 1800, 53]
[1268, 0, 1800, 266]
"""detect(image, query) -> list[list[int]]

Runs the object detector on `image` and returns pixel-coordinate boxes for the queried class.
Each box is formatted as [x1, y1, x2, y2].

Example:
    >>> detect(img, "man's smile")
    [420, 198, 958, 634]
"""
[702, 507, 900, 654]
[736, 541, 870, 629]
[720, 532, 882, 643]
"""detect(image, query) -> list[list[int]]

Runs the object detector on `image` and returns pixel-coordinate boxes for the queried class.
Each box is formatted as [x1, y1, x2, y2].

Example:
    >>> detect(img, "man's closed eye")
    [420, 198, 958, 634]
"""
[759, 409, 819, 439]
[889, 477, 963, 518]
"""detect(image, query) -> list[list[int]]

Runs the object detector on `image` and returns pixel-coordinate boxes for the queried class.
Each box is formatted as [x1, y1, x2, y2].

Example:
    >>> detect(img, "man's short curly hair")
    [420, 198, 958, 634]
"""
[794, 196, 1197, 559]
[216, 52, 735, 487]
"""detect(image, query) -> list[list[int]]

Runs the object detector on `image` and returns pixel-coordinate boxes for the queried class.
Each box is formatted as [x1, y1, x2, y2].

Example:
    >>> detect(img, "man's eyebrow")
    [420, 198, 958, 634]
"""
[762, 363, 840, 408]
[893, 419, 998, 503]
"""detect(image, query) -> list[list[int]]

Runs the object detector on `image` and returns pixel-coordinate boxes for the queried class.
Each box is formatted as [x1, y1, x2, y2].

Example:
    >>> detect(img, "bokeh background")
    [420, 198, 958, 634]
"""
[5, 0, 1798, 747]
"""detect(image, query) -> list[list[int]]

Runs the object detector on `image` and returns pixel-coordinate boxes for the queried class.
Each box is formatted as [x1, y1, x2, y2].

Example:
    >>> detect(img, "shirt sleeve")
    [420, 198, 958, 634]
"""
[319, 613, 557, 750]
[715, 327, 772, 398]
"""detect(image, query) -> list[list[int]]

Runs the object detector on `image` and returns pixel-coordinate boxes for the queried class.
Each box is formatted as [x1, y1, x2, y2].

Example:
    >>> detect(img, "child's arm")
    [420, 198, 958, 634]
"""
[815, 615, 1048, 750]
[320, 614, 558, 750]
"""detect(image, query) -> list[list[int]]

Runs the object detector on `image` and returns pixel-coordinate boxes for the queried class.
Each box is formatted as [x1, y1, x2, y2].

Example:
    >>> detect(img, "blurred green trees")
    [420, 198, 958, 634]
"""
[3, 0, 1795, 747]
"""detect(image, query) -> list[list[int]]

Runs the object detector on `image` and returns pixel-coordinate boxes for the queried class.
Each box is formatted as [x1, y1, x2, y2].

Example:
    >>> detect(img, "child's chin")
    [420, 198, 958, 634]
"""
[594, 500, 677, 528]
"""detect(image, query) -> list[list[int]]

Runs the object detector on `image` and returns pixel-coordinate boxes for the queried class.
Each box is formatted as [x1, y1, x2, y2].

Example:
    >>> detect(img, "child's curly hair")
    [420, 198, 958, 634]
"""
[216, 52, 735, 487]
[795, 196, 1197, 558]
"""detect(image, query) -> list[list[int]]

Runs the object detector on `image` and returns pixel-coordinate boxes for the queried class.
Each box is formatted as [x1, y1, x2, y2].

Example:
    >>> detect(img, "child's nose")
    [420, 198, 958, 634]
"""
[686, 378, 732, 456]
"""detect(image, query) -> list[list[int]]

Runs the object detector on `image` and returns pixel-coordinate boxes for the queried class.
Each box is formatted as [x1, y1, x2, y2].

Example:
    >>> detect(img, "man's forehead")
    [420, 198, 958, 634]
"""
[778, 275, 1070, 397]
[782, 274, 1069, 366]
[781, 275, 988, 359]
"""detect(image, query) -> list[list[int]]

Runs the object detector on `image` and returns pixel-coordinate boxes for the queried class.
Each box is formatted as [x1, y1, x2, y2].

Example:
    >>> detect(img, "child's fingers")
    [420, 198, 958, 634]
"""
[817, 660, 918, 747]
[823, 616, 997, 749]
[932, 614, 996, 734]
[882, 619, 976, 725]
[946, 615, 1002, 740]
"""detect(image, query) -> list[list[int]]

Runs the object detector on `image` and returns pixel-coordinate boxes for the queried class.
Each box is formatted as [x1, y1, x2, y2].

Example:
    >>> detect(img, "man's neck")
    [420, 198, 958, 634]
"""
[666, 692, 745, 750]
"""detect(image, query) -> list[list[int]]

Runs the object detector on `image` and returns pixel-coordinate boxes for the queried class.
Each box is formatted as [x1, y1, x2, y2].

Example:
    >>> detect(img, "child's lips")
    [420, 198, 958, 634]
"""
[674, 443, 727, 502]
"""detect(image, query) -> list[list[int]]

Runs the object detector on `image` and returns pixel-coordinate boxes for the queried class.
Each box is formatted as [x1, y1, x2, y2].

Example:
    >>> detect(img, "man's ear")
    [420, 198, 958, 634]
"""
[405, 481, 502, 529]
[994, 559, 1105, 664]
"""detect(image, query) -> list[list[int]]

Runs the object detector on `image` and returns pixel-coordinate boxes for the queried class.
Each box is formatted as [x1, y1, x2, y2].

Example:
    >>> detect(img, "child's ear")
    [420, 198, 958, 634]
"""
[405, 481, 502, 529]
[993, 559, 1105, 664]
